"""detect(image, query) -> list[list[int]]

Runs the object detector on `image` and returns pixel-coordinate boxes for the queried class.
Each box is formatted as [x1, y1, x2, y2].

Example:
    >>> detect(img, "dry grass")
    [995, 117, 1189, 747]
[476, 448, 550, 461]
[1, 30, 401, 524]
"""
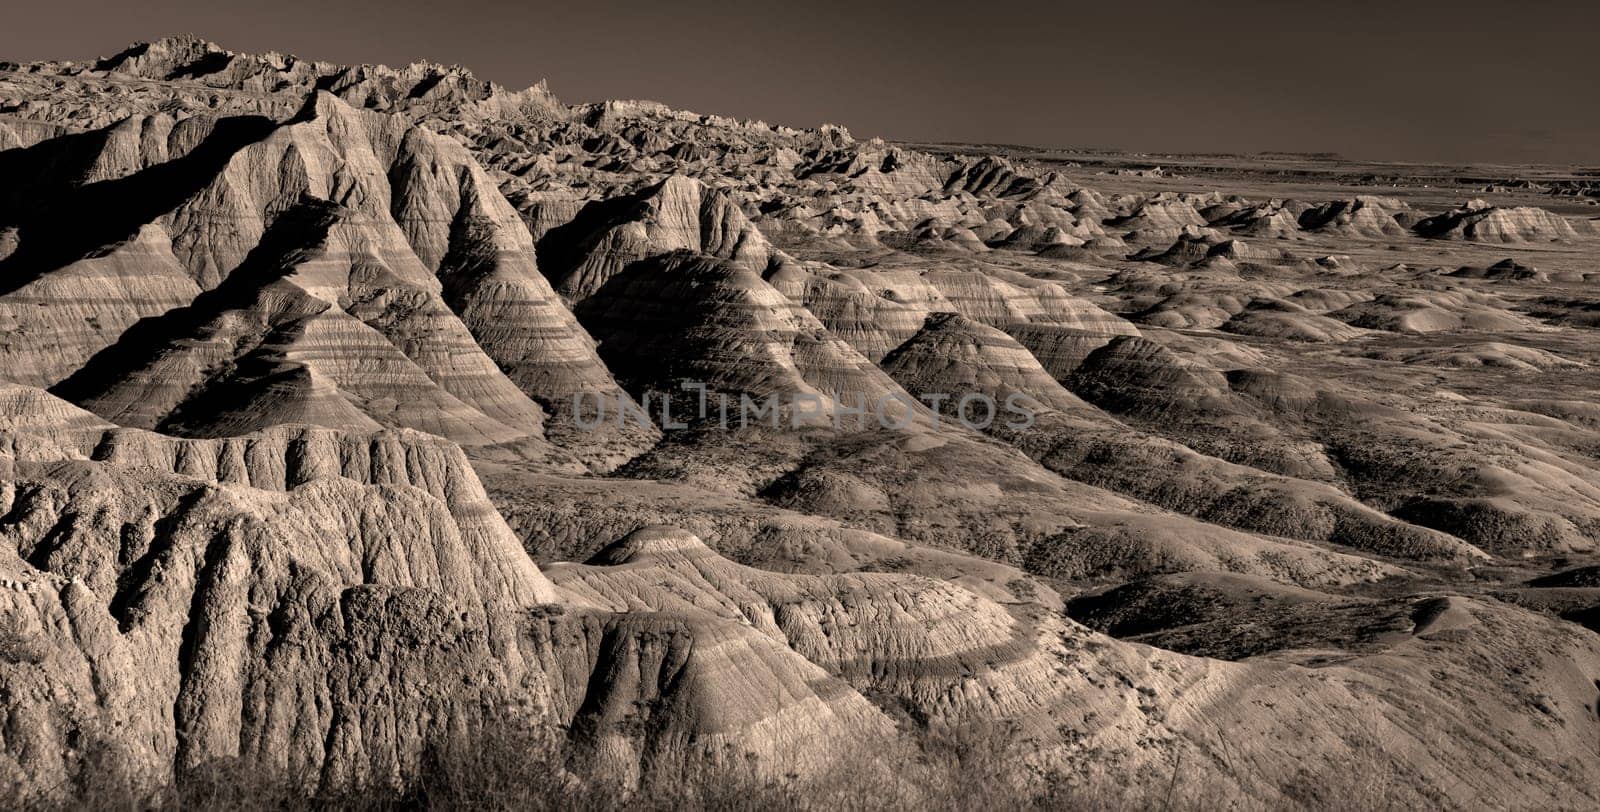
[0, 615, 47, 665]
[10, 718, 1424, 811]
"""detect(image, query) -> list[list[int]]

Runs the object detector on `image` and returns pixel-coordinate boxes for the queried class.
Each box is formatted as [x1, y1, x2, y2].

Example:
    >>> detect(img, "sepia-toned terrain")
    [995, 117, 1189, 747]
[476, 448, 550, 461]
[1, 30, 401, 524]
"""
[2, 34, 1599, 809]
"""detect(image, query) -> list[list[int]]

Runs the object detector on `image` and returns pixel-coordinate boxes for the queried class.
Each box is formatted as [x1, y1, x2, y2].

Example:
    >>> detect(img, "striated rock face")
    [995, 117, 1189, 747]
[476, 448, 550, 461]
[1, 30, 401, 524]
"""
[7, 406, 1599, 806]
[0, 391, 560, 791]
[385, 117, 655, 461]
[1220, 298, 1371, 343]
[1105, 194, 1209, 245]
[789, 260, 1137, 364]
[548, 528, 1600, 809]
[776, 267, 935, 362]
[1067, 336, 1239, 419]
[1296, 195, 1411, 238]
[0, 395, 897, 794]
[1329, 288, 1551, 333]
[539, 175, 782, 301]
[552, 525, 1125, 750]
[942, 155, 1052, 198]
[881, 312, 1089, 414]
[1, 34, 563, 127]
[1209, 200, 1306, 238]
[575, 253, 928, 427]
[1414, 200, 1582, 242]
[12, 380, 1111, 799]
[0, 222, 202, 388]
[7, 33, 1600, 810]
[0, 91, 642, 462]
[881, 316, 1480, 564]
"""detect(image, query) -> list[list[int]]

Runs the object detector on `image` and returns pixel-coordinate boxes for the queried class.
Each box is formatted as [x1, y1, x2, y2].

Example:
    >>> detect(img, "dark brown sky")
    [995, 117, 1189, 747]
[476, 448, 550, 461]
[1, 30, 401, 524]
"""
[4, 0, 1597, 165]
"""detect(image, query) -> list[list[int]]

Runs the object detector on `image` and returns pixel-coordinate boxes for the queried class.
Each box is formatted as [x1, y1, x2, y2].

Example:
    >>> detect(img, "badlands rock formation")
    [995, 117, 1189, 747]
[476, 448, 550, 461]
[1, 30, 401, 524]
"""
[3, 35, 1600, 809]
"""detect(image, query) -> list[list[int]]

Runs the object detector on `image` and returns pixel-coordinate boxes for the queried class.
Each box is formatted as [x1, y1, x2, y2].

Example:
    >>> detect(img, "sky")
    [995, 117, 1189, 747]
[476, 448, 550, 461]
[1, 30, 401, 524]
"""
[3, 0, 1597, 165]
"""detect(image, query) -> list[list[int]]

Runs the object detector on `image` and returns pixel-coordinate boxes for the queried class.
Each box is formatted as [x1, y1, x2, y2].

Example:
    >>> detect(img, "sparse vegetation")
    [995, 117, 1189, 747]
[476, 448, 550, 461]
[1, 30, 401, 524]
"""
[0, 615, 47, 664]
[12, 720, 1428, 811]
